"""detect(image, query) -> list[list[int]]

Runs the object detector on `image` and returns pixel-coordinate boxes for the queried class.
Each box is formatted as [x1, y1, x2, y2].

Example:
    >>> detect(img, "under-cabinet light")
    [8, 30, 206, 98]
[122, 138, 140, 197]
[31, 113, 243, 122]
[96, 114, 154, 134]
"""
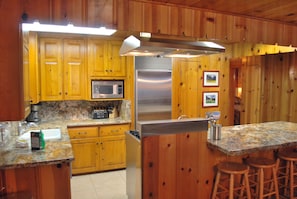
[22, 22, 117, 36]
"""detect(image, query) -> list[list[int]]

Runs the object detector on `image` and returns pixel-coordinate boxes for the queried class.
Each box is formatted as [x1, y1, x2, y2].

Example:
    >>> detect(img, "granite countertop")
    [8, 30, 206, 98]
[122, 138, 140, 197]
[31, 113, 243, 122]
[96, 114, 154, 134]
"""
[0, 118, 131, 169]
[207, 121, 297, 156]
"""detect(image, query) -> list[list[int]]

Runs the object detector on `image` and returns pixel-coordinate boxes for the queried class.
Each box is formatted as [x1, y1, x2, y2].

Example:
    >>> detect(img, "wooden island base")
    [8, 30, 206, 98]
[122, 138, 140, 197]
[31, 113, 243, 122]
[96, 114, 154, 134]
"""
[142, 131, 276, 199]
[1, 162, 71, 199]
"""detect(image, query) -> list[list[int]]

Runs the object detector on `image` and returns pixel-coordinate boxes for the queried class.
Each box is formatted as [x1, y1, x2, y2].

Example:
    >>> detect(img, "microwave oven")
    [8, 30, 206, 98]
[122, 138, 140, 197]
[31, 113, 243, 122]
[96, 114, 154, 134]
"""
[91, 80, 124, 99]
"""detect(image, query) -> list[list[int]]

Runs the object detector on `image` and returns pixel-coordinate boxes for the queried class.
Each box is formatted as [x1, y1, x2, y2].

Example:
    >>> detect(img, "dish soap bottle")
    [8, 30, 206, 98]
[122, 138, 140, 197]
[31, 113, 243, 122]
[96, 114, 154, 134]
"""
[31, 130, 45, 150]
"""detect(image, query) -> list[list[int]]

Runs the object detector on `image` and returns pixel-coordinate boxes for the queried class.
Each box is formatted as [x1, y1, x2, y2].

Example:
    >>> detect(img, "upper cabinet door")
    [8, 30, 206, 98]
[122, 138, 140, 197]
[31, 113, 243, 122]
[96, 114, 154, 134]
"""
[63, 39, 86, 100]
[86, 0, 116, 28]
[39, 38, 64, 101]
[108, 41, 127, 77]
[87, 38, 107, 77]
[51, 0, 86, 26]
[87, 39, 126, 77]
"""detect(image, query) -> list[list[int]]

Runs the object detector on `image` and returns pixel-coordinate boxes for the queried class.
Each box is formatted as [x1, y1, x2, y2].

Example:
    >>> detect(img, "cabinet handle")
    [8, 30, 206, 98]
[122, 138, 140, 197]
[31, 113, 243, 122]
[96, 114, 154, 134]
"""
[59, 92, 62, 95]
[65, 92, 68, 95]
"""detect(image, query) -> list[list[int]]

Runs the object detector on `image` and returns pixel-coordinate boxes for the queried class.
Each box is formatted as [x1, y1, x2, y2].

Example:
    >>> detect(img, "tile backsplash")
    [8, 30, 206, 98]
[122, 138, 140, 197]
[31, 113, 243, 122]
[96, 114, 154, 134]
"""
[32, 100, 131, 122]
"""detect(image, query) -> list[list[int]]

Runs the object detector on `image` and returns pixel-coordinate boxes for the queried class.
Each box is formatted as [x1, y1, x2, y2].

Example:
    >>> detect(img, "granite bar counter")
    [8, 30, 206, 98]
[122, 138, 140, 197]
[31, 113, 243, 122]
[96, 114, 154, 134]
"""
[207, 121, 297, 156]
[0, 118, 131, 169]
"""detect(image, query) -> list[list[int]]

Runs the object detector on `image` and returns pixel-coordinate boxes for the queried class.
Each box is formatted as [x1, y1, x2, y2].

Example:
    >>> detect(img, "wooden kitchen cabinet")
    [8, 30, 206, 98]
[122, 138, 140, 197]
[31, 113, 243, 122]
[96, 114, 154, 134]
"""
[0, 0, 28, 121]
[99, 124, 129, 170]
[70, 138, 100, 174]
[68, 126, 100, 174]
[86, 0, 116, 28]
[99, 135, 126, 171]
[28, 32, 41, 104]
[68, 124, 129, 174]
[87, 39, 126, 78]
[39, 37, 86, 101]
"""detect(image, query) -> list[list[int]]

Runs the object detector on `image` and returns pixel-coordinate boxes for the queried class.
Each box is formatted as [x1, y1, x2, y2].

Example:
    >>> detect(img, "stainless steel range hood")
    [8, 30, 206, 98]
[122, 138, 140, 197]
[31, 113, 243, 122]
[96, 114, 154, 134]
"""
[119, 35, 225, 58]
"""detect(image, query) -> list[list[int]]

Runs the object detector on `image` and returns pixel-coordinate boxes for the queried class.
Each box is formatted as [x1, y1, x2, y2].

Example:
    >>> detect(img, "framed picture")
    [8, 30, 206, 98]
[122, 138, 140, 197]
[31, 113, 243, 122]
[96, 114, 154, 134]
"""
[203, 71, 219, 87]
[203, 92, 219, 107]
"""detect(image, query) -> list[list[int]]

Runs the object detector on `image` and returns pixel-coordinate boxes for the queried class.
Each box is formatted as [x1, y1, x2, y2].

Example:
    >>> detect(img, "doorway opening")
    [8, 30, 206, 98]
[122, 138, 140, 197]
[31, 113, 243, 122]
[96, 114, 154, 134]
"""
[229, 59, 243, 125]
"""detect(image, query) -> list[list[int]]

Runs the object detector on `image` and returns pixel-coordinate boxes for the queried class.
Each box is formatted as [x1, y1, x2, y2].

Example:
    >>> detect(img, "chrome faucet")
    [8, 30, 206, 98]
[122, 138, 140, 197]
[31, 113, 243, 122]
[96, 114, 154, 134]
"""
[18, 121, 27, 135]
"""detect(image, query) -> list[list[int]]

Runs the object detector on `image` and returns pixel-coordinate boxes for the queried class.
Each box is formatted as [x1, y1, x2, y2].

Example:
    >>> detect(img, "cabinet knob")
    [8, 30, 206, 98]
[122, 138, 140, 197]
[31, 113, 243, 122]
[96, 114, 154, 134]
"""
[65, 92, 68, 95]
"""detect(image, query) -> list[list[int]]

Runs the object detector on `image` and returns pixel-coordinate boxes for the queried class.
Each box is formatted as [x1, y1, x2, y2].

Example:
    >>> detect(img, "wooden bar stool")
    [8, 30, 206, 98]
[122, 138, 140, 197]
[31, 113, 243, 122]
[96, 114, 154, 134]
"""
[246, 157, 279, 199]
[212, 162, 251, 199]
[278, 150, 297, 199]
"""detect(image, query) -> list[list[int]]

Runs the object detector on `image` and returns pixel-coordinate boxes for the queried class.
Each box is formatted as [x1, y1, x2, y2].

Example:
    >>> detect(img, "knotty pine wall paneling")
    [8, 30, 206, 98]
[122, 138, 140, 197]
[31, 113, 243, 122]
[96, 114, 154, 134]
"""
[240, 56, 264, 124]
[239, 51, 297, 124]
[172, 52, 231, 126]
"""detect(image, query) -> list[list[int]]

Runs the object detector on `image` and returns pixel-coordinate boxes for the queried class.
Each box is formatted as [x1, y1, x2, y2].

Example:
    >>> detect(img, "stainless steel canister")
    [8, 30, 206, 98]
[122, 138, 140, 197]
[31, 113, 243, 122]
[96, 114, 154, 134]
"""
[212, 124, 222, 140]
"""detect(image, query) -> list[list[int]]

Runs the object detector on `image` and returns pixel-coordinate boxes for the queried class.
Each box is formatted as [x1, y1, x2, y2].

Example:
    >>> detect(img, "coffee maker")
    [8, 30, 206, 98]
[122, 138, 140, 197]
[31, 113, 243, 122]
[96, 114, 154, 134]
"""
[26, 104, 40, 122]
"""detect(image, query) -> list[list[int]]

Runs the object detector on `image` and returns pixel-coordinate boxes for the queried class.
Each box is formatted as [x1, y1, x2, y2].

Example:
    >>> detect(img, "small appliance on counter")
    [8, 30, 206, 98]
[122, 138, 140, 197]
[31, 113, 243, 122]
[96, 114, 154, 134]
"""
[26, 104, 41, 122]
[92, 108, 109, 119]
[206, 111, 222, 140]
[107, 106, 118, 119]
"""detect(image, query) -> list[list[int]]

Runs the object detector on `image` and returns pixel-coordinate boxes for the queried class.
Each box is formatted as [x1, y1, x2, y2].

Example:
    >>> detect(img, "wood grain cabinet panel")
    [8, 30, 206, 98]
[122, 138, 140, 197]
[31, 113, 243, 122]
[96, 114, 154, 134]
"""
[0, 0, 27, 121]
[68, 126, 100, 174]
[39, 37, 86, 101]
[99, 124, 129, 137]
[3, 163, 71, 199]
[52, 0, 86, 26]
[86, 0, 116, 28]
[87, 39, 126, 77]
[99, 135, 126, 171]
[21, 0, 52, 23]
[71, 138, 100, 174]
[28, 32, 41, 104]
[68, 126, 98, 139]
[39, 38, 64, 101]
[63, 39, 86, 100]
[68, 124, 129, 174]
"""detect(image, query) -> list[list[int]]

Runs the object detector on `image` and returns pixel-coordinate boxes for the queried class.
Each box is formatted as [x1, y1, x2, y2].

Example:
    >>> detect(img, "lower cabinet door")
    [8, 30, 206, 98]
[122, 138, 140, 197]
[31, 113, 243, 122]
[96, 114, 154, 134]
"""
[99, 135, 126, 171]
[71, 138, 100, 174]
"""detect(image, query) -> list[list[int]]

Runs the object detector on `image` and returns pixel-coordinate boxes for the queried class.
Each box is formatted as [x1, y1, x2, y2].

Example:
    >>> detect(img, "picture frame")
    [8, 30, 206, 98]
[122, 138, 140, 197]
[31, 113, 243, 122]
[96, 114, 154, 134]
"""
[203, 91, 219, 107]
[203, 71, 219, 87]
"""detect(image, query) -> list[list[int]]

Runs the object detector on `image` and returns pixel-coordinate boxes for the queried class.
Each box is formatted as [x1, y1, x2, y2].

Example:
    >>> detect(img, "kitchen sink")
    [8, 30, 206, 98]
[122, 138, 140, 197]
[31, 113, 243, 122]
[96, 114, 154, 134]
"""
[18, 128, 62, 141]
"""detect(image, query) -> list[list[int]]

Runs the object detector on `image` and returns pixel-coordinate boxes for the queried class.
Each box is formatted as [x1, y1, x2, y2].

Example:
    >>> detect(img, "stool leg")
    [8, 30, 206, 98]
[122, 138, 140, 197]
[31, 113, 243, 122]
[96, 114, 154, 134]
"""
[259, 168, 264, 199]
[290, 161, 294, 199]
[229, 173, 234, 199]
[244, 172, 252, 199]
[284, 161, 290, 197]
[272, 166, 279, 199]
[212, 171, 221, 199]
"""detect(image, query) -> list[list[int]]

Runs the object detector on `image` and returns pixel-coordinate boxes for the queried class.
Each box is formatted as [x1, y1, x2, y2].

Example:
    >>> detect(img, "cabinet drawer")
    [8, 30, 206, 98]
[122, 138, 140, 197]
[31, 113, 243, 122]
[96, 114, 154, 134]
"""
[99, 124, 129, 137]
[68, 126, 98, 139]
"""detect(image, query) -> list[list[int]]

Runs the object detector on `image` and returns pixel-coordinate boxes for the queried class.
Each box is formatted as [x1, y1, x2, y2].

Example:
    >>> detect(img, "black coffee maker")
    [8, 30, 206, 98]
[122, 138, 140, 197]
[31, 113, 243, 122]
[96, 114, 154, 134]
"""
[26, 104, 40, 122]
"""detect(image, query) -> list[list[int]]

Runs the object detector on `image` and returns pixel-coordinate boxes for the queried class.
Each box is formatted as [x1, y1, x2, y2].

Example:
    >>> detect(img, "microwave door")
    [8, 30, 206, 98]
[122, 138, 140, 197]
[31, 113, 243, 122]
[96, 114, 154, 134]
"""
[99, 85, 113, 95]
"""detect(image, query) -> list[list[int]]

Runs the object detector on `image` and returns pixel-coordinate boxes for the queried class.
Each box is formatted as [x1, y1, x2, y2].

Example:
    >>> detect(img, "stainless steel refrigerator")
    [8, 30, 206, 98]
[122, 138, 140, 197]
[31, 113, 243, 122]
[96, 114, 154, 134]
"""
[135, 56, 172, 126]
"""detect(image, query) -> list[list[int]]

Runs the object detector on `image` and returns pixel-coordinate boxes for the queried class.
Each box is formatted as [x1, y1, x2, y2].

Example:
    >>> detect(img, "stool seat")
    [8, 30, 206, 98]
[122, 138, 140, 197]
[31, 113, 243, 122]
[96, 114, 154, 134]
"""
[246, 157, 279, 199]
[212, 162, 251, 199]
[218, 162, 249, 174]
[278, 151, 297, 161]
[246, 157, 277, 168]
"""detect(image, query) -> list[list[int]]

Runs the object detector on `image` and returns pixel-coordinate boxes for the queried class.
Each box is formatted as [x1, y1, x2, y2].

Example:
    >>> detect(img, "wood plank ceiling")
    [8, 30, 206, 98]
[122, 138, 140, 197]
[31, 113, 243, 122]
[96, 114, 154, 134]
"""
[147, 0, 297, 26]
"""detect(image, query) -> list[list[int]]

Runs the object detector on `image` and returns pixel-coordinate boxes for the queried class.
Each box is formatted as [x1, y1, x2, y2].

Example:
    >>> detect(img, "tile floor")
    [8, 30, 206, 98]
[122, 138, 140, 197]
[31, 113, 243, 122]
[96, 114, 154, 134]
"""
[71, 169, 128, 199]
